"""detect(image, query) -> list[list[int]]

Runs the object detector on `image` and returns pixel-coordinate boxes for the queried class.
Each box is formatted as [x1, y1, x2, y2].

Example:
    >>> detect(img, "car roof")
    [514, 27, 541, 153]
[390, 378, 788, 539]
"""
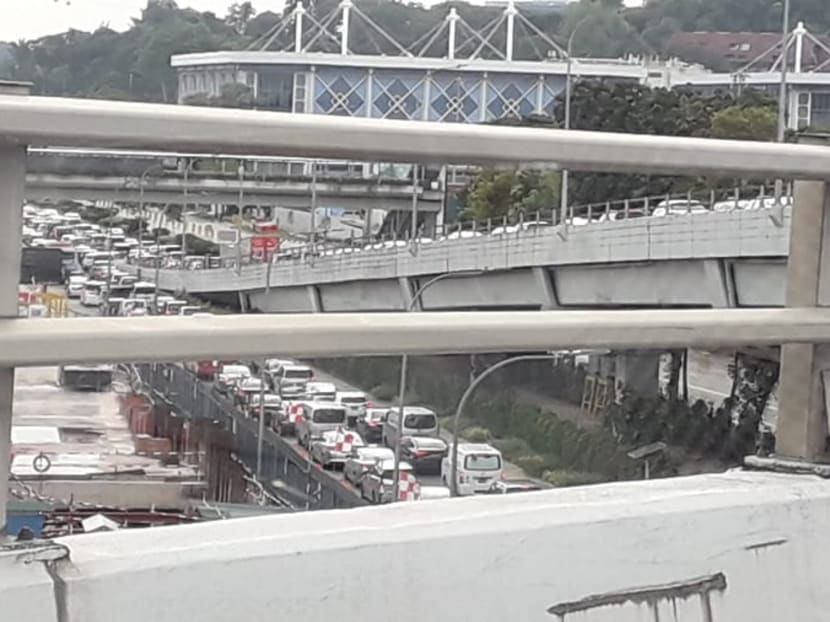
[406, 436, 448, 449]
[337, 391, 366, 398]
[390, 406, 436, 415]
[377, 459, 412, 471]
[304, 401, 346, 410]
[355, 447, 393, 459]
[307, 381, 335, 390]
[457, 443, 499, 453]
[283, 364, 312, 371]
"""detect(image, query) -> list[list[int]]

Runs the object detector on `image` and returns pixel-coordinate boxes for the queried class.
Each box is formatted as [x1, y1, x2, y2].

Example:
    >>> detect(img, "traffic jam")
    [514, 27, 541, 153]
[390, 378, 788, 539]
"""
[198, 358, 535, 503]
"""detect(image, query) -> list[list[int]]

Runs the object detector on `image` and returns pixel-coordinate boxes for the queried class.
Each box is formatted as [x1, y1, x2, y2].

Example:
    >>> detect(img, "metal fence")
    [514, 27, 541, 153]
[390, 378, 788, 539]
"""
[134, 363, 366, 511]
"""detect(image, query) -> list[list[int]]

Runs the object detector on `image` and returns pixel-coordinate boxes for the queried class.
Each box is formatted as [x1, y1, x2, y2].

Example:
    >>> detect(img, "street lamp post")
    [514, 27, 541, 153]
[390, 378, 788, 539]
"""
[449, 354, 557, 497]
[391, 270, 483, 501]
[182, 157, 197, 259]
[560, 15, 592, 235]
[236, 162, 245, 275]
[256, 358, 267, 478]
[137, 163, 164, 281]
[774, 0, 791, 211]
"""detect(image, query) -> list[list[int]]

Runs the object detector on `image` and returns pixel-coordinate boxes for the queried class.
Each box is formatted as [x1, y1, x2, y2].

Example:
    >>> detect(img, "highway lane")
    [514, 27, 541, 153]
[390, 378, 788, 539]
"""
[67, 296, 452, 497]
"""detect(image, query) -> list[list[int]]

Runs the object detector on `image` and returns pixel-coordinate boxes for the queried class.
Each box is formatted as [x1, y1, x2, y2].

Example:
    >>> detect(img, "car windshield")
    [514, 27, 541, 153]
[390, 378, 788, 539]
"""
[312, 409, 346, 424]
[465, 454, 501, 471]
[404, 414, 436, 429]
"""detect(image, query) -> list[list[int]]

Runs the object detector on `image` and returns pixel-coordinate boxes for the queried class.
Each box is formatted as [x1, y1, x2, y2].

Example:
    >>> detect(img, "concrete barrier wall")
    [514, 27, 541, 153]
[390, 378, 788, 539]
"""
[7, 471, 830, 622]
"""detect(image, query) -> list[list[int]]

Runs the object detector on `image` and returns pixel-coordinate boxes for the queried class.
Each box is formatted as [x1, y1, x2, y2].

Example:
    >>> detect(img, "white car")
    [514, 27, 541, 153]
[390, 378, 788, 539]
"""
[304, 381, 337, 402]
[310, 429, 365, 468]
[360, 458, 416, 504]
[441, 443, 504, 496]
[337, 391, 369, 427]
[343, 446, 394, 485]
[66, 275, 88, 298]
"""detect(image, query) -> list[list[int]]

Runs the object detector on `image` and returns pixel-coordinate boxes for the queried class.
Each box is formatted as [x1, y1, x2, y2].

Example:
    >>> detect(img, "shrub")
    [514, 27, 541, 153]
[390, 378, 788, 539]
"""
[542, 469, 607, 488]
[370, 383, 398, 402]
[491, 437, 532, 460]
[513, 454, 546, 477]
[462, 426, 492, 443]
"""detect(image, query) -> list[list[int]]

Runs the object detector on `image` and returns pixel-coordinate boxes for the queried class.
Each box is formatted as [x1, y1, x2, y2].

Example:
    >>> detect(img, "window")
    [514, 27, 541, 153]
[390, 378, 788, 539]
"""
[465, 454, 502, 471]
[811, 93, 830, 129]
[312, 409, 346, 424]
[404, 413, 436, 429]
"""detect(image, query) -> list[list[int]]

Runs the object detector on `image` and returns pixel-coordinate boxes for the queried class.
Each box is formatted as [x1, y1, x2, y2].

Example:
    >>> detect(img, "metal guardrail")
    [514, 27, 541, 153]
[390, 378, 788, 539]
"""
[135, 362, 365, 510]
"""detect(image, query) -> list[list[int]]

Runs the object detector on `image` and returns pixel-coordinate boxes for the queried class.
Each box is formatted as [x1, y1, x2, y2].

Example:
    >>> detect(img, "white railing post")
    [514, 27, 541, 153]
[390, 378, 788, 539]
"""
[0, 82, 28, 533]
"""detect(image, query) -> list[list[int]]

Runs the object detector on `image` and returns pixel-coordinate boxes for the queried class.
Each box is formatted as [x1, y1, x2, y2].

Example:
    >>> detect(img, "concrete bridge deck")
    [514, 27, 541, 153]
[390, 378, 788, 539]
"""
[131, 207, 794, 312]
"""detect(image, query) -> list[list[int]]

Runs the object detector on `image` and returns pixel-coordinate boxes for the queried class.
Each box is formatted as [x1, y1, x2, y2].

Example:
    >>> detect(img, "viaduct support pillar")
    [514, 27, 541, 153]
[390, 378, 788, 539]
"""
[776, 166, 830, 461]
[0, 136, 27, 534]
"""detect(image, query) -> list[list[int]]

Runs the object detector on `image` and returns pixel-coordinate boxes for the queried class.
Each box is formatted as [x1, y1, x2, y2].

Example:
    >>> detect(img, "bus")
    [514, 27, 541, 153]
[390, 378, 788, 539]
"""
[58, 365, 114, 391]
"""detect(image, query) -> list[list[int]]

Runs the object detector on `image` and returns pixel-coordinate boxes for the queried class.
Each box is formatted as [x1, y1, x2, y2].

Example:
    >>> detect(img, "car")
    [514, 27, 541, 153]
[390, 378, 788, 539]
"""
[273, 364, 314, 398]
[118, 298, 149, 317]
[356, 408, 386, 443]
[162, 300, 188, 316]
[399, 435, 449, 475]
[485, 479, 549, 495]
[80, 280, 107, 307]
[274, 400, 306, 436]
[343, 446, 394, 485]
[247, 392, 282, 426]
[337, 391, 369, 427]
[234, 377, 267, 409]
[264, 358, 295, 374]
[66, 275, 88, 298]
[441, 443, 504, 496]
[303, 381, 337, 402]
[179, 306, 205, 316]
[382, 406, 439, 449]
[154, 295, 176, 314]
[295, 402, 348, 448]
[309, 429, 365, 468]
[214, 364, 251, 396]
[360, 458, 416, 504]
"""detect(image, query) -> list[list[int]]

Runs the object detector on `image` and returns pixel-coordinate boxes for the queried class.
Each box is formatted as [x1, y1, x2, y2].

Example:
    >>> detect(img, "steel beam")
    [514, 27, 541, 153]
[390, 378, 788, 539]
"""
[1, 309, 830, 366]
[3, 96, 830, 178]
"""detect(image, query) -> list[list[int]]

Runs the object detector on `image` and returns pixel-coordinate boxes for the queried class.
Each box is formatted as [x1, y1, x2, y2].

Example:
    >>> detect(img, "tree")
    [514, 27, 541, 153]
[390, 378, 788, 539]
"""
[226, 2, 257, 35]
[710, 105, 777, 141]
[463, 169, 560, 222]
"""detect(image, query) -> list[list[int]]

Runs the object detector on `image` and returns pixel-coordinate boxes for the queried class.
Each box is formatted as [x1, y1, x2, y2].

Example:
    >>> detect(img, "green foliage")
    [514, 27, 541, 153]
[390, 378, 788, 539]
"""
[369, 383, 399, 402]
[491, 437, 532, 460]
[542, 469, 606, 488]
[3, 0, 245, 101]
[463, 169, 560, 222]
[710, 106, 777, 142]
[513, 455, 547, 478]
[630, 0, 830, 51]
[462, 426, 493, 443]
[605, 354, 778, 464]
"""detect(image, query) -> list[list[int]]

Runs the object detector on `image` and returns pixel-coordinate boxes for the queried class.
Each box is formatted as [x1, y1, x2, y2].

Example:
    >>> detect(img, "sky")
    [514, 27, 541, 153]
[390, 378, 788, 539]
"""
[1, 0, 644, 42]
[0, 0, 243, 41]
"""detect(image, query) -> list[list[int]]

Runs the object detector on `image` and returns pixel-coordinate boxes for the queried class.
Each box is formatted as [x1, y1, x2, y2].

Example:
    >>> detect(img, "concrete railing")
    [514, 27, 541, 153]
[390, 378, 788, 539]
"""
[127, 206, 792, 294]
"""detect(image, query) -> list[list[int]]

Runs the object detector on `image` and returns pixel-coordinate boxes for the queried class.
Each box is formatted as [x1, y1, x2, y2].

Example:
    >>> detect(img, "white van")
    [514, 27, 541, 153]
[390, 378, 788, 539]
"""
[441, 443, 504, 496]
[80, 280, 106, 307]
[295, 402, 348, 448]
[131, 282, 156, 303]
[382, 406, 438, 448]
